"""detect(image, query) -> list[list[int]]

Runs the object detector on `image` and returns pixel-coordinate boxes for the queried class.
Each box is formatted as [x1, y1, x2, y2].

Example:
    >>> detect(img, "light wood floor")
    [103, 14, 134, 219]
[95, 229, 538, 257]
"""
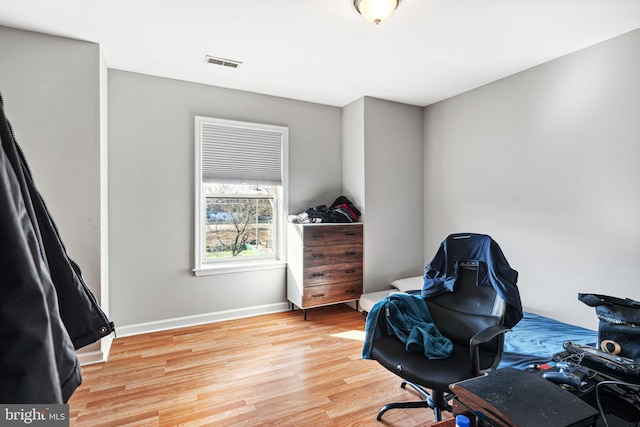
[69, 304, 450, 426]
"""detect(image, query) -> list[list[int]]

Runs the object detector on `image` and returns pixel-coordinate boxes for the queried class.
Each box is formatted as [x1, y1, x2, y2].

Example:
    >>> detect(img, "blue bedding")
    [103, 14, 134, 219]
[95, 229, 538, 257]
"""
[499, 311, 597, 370]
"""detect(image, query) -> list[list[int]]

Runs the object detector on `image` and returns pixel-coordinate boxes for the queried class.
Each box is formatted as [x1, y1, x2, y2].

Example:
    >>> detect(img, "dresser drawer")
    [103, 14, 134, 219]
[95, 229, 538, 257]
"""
[303, 262, 363, 287]
[302, 281, 363, 307]
[303, 224, 363, 247]
[303, 244, 362, 268]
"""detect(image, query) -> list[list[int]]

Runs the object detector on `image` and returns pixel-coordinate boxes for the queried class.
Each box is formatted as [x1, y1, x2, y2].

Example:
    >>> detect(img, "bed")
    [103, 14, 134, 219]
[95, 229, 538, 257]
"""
[499, 311, 597, 369]
[359, 277, 598, 370]
[358, 276, 424, 314]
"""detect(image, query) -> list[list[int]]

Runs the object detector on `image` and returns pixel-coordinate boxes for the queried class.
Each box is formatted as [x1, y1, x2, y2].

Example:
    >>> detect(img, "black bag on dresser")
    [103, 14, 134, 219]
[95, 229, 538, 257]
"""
[579, 293, 640, 362]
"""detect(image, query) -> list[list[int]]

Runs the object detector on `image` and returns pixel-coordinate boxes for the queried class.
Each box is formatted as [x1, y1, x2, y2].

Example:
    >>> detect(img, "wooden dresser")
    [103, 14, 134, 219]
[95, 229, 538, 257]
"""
[287, 223, 363, 320]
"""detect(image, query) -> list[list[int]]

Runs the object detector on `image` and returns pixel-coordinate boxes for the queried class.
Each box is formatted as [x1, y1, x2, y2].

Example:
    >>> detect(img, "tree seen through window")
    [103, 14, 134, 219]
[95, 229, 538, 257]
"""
[204, 184, 276, 260]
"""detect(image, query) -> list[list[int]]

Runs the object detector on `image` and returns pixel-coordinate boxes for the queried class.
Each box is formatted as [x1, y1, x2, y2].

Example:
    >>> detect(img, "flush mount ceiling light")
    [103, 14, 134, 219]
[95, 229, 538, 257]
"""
[354, 0, 399, 25]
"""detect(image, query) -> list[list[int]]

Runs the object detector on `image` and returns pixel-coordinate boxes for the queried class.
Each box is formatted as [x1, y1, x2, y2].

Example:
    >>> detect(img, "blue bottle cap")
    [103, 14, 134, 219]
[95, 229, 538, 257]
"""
[455, 414, 471, 427]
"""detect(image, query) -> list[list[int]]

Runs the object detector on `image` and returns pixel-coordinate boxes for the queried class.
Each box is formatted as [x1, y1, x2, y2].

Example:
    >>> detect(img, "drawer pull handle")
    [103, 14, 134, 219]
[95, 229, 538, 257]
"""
[345, 232, 358, 236]
[311, 272, 326, 277]
[346, 269, 356, 274]
[345, 251, 356, 255]
[312, 253, 325, 258]
[312, 234, 325, 238]
[312, 293, 325, 298]
[345, 289, 356, 293]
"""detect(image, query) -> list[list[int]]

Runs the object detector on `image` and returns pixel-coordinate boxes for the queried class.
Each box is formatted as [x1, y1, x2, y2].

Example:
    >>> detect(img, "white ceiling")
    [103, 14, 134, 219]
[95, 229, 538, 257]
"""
[1, 0, 640, 107]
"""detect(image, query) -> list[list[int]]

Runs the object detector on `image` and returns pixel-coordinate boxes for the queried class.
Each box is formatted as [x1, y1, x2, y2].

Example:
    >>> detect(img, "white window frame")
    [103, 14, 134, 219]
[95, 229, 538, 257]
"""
[193, 117, 288, 276]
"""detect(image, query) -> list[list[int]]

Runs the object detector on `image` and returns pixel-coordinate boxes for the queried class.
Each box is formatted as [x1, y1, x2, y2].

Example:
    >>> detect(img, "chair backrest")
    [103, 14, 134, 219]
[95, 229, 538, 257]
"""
[425, 262, 506, 351]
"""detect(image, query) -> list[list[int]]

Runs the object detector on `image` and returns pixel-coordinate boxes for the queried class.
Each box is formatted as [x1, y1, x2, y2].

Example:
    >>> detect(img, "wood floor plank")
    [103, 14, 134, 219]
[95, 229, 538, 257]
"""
[69, 305, 448, 426]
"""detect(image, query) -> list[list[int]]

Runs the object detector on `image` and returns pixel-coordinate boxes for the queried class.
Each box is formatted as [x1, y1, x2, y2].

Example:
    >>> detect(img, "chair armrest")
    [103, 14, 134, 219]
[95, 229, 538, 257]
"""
[469, 325, 511, 375]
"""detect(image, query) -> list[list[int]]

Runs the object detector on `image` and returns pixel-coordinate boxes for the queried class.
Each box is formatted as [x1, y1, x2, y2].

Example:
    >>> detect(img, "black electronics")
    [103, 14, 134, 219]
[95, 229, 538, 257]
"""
[563, 341, 640, 380]
[543, 362, 590, 388]
[451, 367, 599, 427]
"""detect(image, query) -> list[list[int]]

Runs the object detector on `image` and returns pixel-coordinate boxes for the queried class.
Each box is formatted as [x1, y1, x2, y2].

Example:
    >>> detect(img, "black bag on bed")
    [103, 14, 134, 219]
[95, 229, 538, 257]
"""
[579, 293, 640, 362]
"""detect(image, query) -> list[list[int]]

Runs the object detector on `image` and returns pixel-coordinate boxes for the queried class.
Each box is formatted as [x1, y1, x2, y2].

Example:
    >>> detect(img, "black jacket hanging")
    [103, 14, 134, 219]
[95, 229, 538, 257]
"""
[0, 92, 115, 403]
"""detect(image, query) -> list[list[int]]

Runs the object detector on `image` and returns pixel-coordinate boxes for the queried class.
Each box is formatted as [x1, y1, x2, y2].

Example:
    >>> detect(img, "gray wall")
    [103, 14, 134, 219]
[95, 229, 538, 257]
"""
[342, 97, 425, 291]
[108, 70, 343, 329]
[0, 26, 108, 356]
[423, 28, 640, 329]
[342, 97, 365, 221]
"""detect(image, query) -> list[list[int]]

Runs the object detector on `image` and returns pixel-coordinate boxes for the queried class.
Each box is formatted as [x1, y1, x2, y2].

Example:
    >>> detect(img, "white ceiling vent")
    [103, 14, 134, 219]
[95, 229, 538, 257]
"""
[205, 55, 242, 69]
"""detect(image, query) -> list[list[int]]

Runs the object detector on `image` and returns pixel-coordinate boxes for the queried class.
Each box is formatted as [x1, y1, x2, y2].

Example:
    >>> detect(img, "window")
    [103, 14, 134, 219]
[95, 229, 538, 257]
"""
[203, 184, 276, 259]
[194, 117, 288, 275]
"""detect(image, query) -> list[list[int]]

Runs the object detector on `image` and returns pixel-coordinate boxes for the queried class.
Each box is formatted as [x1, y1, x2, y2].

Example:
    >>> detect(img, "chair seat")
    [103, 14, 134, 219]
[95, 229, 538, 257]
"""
[370, 335, 498, 391]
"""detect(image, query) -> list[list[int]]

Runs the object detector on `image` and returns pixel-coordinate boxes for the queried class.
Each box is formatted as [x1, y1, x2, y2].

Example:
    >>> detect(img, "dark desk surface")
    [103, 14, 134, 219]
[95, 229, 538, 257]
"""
[451, 367, 599, 427]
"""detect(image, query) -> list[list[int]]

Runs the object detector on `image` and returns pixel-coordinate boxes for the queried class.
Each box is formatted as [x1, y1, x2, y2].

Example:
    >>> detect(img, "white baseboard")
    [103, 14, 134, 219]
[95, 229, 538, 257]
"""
[115, 302, 291, 338]
[77, 333, 114, 366]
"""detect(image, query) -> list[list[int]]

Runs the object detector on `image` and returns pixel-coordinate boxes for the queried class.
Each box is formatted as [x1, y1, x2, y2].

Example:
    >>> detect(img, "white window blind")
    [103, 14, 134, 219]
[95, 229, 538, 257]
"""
[196, 116, 285, 185]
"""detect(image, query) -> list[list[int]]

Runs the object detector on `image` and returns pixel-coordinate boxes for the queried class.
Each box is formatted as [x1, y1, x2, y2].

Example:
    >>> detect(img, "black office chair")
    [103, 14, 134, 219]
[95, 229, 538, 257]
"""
[367, 260, 516, 421]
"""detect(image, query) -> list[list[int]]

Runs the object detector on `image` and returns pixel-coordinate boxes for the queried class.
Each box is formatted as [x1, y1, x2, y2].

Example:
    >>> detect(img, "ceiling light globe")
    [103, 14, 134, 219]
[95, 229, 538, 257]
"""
[354, 0, 399, 25]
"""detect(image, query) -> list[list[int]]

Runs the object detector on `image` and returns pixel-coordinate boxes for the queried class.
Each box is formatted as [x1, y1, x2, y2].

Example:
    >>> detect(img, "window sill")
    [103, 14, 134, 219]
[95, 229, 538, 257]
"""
[193, 259, 286, 276]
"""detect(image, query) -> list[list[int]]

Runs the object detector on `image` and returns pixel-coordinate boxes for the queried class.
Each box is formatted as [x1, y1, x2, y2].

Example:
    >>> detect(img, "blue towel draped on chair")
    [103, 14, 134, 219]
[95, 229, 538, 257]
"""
[362, 293, 452, 360]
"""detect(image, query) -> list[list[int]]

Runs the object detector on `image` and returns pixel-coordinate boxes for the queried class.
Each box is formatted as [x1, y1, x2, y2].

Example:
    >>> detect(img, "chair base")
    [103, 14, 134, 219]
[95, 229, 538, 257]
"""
[376, 381, 452, 422]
